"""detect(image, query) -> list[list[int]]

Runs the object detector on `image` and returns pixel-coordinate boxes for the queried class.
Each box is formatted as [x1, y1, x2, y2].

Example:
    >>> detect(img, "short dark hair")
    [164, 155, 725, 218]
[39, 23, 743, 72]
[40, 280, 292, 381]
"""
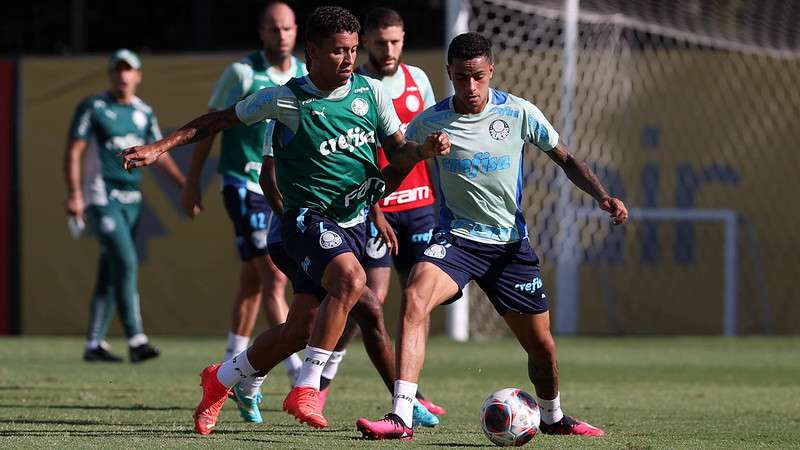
[363, 7, 404, 32]
[306, 6, 361, 45]
[447, 32, 493, 65]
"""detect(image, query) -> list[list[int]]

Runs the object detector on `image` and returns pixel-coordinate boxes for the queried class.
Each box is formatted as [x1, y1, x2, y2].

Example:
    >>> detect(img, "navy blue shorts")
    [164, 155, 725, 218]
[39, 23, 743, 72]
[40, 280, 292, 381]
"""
[222, 185, 278, 261]
[419, 230, 549, 316]
[267, 242, 295, 280]
[363, 205, 436, 274]
[280, 209, 366, 300]
[267, 241, 329, 300]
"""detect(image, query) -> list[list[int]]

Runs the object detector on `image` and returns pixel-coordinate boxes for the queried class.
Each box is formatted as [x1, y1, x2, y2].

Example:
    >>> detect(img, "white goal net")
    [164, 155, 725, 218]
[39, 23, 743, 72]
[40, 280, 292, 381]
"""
[454, 0, 800, 338]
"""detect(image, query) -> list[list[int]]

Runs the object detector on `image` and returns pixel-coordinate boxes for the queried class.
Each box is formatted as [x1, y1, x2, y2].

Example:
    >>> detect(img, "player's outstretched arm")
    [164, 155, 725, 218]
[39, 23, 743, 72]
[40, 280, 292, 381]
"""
[547, 142, 628, 225]
[120, 107, 239, 171]
[380, 130, 450, 194]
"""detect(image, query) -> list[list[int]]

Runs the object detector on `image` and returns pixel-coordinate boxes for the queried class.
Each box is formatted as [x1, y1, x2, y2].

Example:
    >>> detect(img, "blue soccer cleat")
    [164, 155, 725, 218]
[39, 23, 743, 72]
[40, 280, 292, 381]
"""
[232, 385, 263, 423]
[412, 398, 439, 428]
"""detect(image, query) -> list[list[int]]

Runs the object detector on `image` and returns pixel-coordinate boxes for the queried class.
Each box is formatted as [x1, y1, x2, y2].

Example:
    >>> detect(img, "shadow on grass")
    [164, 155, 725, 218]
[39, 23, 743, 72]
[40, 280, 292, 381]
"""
[0, 403, 186, 411]
[422, 444, 491, 448]
[0, 419, 105, 426]
[0, 427, 303, 444]
[345, 437, 491, 447]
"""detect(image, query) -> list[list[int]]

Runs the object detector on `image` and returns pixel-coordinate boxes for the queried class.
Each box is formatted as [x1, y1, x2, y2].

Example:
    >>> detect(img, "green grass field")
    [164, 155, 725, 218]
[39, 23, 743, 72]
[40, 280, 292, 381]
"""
[1, 336, 799, 449]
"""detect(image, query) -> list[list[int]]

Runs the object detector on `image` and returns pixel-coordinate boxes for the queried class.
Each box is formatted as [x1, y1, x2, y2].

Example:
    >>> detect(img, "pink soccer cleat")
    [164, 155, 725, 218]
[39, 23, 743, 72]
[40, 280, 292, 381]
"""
[539, 415, 605, 437]
[283, 386, 328, 429]
[192, 363, 232, 435]
[318, 385, 330, 412]
[356, 414, 414, 440]
[417, 398, 447, 415]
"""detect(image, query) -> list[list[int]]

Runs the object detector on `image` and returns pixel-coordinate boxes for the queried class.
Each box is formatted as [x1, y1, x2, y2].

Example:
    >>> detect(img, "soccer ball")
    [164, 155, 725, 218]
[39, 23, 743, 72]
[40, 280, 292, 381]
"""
[480, 388, 540, 447]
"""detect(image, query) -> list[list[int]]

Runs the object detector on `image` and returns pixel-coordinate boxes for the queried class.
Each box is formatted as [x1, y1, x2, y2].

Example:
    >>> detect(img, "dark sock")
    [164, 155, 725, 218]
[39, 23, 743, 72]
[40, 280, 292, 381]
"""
[319, 375, 332, 390]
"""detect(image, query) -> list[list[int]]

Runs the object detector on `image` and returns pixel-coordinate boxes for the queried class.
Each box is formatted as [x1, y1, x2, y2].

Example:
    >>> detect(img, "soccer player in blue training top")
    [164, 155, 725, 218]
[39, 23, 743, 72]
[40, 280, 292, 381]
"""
[179, 1, 306, 423]
[119, 6, 450, 434]
[356, 32, 627, 440]
[65, 49, 186, 363]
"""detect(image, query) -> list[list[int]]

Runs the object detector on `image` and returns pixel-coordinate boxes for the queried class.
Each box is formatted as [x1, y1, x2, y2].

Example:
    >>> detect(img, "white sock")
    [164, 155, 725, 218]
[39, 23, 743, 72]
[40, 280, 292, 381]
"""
[237, 374, 266, 398]
[217, 350, 257, 387]
[536, 392, 564, 424]
[392, 380, 417, 428]
[127, 333, 148, 347]
[294, 346, 331, 389]
[86, 340, 101, 350]
[321, 350, 347, 380]
[283, 353, 303, 380]
[224, 332, 250, 361]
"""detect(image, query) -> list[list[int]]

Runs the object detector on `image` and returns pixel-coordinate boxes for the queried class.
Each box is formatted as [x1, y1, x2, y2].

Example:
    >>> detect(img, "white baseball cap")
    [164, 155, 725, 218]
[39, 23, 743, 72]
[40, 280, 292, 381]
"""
[108, 49, 142, 70]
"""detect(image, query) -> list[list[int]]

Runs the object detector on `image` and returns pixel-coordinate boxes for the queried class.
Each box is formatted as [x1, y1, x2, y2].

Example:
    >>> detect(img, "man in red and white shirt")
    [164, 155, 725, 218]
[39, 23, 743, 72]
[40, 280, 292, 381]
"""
[317, 7, 446, 418]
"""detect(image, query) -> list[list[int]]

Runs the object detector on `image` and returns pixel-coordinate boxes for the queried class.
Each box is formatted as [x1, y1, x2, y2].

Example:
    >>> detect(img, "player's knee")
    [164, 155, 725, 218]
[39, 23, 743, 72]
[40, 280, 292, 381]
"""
[328, 267, 366, 305]
[527, 334, 557, 363]
[259, 260, 288, 288]
[351, 290, 384, 329]
[112, 252, 137, 274]
[401, 287, 430, 325]
[271, 268, 288, 286]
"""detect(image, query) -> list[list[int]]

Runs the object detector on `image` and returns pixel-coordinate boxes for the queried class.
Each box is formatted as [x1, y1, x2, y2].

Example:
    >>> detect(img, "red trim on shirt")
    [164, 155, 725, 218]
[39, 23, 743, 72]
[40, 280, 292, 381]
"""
[377, 64, 435, 212]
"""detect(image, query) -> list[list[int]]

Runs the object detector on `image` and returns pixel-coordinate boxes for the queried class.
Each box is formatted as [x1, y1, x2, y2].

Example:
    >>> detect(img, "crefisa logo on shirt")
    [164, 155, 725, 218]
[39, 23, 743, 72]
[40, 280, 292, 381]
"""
[351, 98, 369, 116]
[489, 119, 510, 140]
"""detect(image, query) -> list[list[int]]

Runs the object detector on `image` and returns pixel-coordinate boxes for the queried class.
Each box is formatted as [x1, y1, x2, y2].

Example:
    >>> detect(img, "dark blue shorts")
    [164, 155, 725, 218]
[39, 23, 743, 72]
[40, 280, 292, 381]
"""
[267, 241, 329, 300]
[222, 185, 279, 261]
[419, 230, 549, 316]
[280, 209, 366, 300]
[267, 242, 295, 280]
[363, 205, 436, 274]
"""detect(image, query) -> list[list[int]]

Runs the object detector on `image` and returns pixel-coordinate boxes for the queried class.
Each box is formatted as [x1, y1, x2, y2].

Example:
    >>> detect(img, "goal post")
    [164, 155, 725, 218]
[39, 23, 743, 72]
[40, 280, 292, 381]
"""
[442, 0, 795, 338]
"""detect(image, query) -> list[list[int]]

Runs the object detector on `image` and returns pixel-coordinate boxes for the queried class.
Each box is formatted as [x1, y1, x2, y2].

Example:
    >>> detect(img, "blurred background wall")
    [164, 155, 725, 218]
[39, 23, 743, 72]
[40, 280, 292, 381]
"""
[3, 0, 800, 336]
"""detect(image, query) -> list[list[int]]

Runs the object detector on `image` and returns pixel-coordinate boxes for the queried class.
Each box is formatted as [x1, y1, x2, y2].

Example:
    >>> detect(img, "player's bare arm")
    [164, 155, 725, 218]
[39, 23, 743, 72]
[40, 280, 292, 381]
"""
[180, 108, 219, 218]
[64, 137, 88, 217]
[380, 129, 450, 193]
[546, 142, 628, 225]
[258, 156, 284, 216]
[120, 107, 239, 171]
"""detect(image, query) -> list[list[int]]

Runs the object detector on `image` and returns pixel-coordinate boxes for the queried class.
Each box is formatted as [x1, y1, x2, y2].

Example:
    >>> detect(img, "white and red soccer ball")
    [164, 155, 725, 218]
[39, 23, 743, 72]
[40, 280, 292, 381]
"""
[480, 388, 540, 447]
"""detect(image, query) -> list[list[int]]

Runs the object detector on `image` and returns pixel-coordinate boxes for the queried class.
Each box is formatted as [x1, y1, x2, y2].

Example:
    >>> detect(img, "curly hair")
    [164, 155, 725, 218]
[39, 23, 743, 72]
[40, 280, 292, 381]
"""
[447, 32, 493, 65]
[306, 6, 361, 45]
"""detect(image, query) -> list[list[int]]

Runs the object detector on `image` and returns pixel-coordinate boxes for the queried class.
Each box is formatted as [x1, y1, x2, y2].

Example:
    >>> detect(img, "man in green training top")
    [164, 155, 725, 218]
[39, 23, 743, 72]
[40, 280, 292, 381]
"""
[64, 49, 186, 363]
[119, 6, 450, 433]
[179, 1, 306, 423]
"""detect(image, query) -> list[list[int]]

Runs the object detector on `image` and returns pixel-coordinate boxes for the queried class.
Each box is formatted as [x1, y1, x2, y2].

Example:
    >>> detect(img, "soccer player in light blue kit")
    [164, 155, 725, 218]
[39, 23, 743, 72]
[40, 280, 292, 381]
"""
[357, 32, 628, 440]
